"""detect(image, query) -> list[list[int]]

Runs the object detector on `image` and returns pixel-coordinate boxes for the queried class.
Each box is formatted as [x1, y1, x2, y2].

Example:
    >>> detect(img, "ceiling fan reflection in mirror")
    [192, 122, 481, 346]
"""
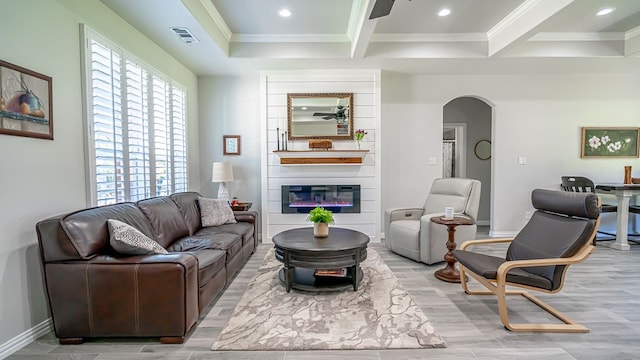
[313, 106, 348, 120]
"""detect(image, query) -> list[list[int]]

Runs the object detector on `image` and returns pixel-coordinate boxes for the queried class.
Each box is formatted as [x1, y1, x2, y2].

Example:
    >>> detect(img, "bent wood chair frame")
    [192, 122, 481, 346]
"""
[457, 212, 599, 333]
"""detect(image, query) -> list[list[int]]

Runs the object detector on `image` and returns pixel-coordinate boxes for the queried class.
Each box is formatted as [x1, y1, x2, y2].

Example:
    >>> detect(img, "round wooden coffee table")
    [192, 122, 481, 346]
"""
[272, 227, 369, 292]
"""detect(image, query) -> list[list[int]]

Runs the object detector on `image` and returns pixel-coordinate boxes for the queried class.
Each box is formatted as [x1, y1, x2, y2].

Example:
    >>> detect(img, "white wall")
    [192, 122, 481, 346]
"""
[382, 73, 640, 237]
[261, 71, 382, 242]
[198, 76, 262, 202]
[0, 0, 199, 354]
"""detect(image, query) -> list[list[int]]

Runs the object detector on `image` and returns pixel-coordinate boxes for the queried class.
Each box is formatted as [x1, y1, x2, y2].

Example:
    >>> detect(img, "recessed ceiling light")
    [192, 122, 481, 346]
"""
[596, 8, 615, 16]
[277, 8, 292, 17]
[438, 8, 451, 17]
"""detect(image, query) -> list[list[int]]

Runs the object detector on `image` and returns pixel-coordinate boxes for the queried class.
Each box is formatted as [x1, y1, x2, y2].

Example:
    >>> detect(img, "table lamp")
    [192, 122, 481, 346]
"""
[212, 162, 234, 201]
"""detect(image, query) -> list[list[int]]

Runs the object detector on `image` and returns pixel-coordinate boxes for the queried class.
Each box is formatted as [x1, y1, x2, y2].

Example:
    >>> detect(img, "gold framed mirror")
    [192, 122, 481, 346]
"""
[287, 93, 353, 140]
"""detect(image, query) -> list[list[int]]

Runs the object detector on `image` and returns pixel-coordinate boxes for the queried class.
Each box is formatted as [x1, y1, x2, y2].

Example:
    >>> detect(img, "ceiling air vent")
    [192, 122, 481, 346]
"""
[170, 27, 199, 44]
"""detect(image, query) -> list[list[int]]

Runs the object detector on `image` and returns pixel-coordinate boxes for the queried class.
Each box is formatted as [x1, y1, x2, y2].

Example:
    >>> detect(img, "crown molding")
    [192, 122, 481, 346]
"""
[371, 33, 487, 43]
[529, 32, 624, 42]
[231, 34, 350, 43]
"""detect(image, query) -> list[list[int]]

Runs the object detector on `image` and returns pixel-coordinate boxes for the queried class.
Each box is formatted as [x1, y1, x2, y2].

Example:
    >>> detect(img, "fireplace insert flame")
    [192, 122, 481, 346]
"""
[281, 185, 361, 214]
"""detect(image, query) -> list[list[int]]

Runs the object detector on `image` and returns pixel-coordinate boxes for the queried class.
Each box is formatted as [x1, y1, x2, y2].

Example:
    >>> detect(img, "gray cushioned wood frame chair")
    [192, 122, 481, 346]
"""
[452, 189, 601, 333]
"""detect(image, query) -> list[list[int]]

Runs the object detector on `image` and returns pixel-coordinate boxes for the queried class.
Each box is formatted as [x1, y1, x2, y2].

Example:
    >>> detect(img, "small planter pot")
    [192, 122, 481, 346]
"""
[313, 222, 329, 237]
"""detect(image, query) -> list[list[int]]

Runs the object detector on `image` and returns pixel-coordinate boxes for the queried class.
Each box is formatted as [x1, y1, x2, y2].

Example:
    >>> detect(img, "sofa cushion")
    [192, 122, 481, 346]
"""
[170, 192, 202, 235]
[189, 250, 227, 288]
[107, 219, 168, 255]
[61, 203, 153, 259]
[167, 233, 243, 264]
[137, 196, 190, 248]
[194, 222, 254, 246]
[198, 197, 236, 227]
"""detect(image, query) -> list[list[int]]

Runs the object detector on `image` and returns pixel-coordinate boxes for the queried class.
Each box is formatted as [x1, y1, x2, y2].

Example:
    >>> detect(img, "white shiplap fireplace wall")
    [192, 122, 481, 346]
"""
[260, 70, 381, 243]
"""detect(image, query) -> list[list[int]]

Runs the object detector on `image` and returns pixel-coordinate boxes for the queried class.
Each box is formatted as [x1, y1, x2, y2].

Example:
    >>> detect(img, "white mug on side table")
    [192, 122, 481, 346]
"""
[444, 207, 454, 220]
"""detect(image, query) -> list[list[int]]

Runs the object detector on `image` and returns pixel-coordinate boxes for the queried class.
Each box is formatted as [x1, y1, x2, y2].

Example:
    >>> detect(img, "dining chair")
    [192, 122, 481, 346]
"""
[630, 177, 640, 232]
[452, 189, 600, 332]
[629, 202, 640, 242]
[560, 176, 616, 243]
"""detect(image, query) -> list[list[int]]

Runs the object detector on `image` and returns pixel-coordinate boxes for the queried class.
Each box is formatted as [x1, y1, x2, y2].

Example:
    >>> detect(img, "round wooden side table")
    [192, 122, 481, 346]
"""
[430, 215, 475, 283]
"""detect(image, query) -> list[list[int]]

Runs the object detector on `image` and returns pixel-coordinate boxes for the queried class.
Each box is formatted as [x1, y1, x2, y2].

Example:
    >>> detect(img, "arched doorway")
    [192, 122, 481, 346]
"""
[443, 97, 492, 227]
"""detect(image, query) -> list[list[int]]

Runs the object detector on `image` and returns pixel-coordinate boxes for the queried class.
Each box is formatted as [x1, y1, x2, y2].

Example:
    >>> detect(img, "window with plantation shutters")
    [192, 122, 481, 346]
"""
[171, 87, 188, 192]
[83, 27, 187, 206]
[125, 60, 151, 201]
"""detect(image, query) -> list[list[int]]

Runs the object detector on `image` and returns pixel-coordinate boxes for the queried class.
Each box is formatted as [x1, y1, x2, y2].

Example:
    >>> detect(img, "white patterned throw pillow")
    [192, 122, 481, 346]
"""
[198, 197, 237, 227]
[108, 219, 168, 255]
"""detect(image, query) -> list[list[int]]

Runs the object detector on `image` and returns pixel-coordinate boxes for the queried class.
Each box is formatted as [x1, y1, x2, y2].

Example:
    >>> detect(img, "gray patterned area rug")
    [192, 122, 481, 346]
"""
[211, 248, 446, 351]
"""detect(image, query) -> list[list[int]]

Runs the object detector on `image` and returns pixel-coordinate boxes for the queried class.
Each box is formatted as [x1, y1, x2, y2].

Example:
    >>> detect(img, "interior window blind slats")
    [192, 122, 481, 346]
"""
[171, 86, 187, 190]
[86, 32, 187, 205]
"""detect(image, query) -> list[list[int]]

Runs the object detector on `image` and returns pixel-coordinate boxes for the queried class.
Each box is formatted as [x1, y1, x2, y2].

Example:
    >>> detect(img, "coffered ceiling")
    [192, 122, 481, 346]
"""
[100, 0, 640, 76]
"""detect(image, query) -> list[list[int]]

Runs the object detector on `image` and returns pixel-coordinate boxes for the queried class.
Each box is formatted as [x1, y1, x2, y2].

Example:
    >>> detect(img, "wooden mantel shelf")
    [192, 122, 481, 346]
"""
[273, 150, 369, 165]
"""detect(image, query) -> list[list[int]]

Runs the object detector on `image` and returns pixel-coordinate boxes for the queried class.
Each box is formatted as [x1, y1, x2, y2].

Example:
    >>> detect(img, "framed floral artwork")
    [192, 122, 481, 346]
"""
[0, 59, 53, 140]
[581, 127, 639, 158]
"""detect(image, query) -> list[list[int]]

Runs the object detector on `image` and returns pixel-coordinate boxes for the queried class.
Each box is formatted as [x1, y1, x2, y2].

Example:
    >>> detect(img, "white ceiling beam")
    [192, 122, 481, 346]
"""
[487, 0, 574, 57]
[181, 0, 231, 57]
[348, 0, 377, 59]
[625, 25, 640, 56]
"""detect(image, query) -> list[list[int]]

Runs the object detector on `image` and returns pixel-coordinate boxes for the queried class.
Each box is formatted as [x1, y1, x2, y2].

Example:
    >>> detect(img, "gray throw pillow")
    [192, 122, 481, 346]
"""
[108, 219, 168, 255]
[198, 197, 237, 227]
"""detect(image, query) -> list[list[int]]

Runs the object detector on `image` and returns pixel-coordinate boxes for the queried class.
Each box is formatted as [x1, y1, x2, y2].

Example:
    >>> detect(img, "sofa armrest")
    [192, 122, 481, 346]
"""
[44, 253, 199, 341]
[37, 215, 80, 262]
[233, 210, 258, 224]
[234, 210, 259, 246]
[383, 208, 424, 250]
[385, 207, 424, 223]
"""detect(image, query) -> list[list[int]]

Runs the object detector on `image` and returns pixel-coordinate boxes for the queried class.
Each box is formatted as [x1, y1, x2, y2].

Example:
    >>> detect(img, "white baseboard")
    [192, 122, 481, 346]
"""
[383, 229, 517, 240]
[488, 230, 519, 238]
[0, 318, 52, 359]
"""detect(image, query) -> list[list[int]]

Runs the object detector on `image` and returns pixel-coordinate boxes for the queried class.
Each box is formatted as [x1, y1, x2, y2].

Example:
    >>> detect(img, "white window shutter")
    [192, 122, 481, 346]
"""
[125, 60, 151, 201]
[171, 86, 188, 193]
[85, 30, 188, 205]
[90, 40, 124, 206]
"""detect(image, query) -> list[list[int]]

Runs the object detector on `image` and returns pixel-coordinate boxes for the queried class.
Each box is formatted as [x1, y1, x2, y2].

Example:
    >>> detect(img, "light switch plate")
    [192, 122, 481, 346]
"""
[518, 156, 527, 165]
[428, 157, 437, 165]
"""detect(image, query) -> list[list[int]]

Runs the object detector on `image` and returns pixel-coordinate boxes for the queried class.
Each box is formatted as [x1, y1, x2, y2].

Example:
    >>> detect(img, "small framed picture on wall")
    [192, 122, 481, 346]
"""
[223, 135, 241, 155]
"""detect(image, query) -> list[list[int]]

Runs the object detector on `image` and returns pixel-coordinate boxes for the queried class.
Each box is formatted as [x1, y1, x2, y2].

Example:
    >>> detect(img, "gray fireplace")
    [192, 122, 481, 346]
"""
[281, 185, 361, 214]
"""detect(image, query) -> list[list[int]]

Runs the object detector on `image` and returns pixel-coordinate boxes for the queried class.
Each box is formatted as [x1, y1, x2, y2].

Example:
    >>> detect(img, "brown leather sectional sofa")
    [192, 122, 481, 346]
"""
[35, 191, 258, 344]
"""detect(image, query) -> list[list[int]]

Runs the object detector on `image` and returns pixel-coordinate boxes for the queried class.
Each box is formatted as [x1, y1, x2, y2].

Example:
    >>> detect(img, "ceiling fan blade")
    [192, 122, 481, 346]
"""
[369, 0, 395, 20]
[313, 112, 335, 117]
[323, 116, 334, 120]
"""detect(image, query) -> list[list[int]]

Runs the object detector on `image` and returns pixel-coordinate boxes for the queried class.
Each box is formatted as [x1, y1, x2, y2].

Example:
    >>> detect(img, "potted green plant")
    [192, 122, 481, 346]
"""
[307, 206, 334, 237]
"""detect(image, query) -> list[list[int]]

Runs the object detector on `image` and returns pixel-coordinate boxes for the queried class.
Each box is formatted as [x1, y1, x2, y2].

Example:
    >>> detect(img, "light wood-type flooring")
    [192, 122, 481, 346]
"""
[8, 227, 640, 359]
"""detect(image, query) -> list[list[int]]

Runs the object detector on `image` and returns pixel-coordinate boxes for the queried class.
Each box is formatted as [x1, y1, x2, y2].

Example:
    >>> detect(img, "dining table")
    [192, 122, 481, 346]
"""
[595, 183, 640, 250]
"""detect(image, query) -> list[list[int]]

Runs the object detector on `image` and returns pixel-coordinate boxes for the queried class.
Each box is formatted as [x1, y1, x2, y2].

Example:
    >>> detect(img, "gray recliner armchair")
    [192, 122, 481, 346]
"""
[384, 178, 481, 265]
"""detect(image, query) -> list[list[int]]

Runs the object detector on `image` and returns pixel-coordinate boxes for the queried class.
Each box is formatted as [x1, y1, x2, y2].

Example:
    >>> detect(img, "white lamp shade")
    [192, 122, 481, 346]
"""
[212, 162, 234, 182]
